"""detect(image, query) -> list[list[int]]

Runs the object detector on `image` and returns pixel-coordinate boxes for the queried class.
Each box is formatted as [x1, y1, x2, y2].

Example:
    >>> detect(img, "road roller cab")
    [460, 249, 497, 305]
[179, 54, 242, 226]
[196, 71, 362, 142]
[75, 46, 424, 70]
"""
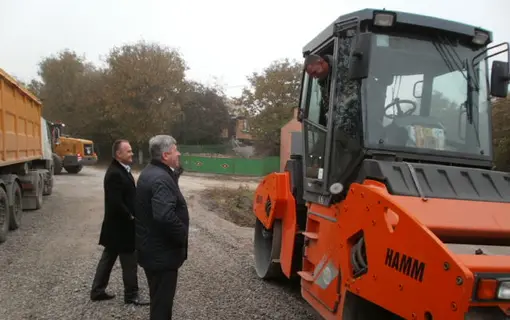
[252, 8, 510, 320]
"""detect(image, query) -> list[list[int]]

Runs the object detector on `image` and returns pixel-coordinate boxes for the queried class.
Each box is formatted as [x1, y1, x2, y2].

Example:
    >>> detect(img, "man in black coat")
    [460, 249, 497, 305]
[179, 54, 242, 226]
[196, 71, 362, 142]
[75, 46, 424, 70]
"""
[135, 135, 189, 320]
[90, 139, 148, 306]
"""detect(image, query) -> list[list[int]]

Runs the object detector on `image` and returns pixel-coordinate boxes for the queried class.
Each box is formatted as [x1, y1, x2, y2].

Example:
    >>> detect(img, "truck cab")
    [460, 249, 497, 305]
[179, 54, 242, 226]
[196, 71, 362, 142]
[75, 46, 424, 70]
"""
[49, 121, 98, 174]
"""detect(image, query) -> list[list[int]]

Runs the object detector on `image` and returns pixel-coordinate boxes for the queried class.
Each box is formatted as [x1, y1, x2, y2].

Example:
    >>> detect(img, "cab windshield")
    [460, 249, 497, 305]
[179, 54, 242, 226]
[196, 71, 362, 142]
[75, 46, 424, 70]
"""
[364, 33, 491, 159]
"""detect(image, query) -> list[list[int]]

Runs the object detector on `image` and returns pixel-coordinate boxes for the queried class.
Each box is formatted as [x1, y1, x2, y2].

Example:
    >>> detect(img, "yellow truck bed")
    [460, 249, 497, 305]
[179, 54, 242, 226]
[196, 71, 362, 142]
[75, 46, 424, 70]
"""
[0, 68, 43, 166]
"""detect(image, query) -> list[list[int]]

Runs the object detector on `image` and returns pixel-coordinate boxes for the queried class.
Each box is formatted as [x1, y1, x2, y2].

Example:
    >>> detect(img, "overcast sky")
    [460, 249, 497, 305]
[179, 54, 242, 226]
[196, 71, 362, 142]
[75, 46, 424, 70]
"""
[0, 0, 507, 98]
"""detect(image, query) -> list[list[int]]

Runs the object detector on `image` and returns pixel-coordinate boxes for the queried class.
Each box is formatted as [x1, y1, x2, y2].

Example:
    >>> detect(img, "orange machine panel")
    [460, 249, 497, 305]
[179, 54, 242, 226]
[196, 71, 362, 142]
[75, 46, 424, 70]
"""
[0, 68, 43, 166]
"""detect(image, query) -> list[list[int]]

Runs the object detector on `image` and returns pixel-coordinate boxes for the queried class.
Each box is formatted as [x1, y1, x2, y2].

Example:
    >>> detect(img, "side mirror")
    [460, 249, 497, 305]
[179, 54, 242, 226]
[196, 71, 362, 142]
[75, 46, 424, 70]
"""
[53, 127, 62, 145]
[348, 33, 372, 80]
[491, 60, 510, 98]
[413, 81, 423, 98]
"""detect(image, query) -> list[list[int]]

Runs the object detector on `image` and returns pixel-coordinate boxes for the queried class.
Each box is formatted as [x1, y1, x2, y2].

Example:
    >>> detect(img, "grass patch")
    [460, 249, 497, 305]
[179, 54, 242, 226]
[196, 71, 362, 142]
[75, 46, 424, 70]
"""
[199, 184, 255, 227]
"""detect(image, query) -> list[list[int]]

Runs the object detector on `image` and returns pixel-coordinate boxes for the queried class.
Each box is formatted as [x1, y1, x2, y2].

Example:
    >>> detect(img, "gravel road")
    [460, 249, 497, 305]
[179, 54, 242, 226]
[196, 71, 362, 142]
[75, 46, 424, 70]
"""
[0, 167, 317, 320]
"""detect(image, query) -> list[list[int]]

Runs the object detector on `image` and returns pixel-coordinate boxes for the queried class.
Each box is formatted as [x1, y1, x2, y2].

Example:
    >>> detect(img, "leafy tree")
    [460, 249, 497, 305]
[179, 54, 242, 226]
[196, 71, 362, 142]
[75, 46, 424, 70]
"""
[237, 58, 302, 155]
[102, 40, 187, 146]
[25, 79, 44, 98]
[174, 81, 230, 144]
[35, 49, 93, 131]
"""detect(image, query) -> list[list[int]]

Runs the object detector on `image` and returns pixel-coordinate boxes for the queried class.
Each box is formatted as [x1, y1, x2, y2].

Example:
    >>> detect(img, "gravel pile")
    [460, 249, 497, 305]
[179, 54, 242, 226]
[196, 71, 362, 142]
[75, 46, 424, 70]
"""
[0, 168, 317, 320]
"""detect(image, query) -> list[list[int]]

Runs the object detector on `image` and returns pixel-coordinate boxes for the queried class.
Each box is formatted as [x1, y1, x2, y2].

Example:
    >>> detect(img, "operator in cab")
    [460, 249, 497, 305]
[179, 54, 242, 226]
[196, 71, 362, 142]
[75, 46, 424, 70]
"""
[304, 53, 334, 127]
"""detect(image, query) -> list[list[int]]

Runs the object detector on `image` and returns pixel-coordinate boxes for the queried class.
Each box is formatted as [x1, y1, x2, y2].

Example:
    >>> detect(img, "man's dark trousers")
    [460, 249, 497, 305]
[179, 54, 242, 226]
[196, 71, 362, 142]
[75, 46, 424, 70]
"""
[144, 268, 178, 319]
[91, 159, 140, 301]
[91, 248, 138, 299]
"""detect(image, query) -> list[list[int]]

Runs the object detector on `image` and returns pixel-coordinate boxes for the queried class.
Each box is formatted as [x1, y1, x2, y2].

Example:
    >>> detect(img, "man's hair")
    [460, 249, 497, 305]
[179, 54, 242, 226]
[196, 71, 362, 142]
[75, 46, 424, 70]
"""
[304, 54, 323, 66]
[304, 54, 333, 67]
[112, 139, 129, 158]
[149, 135, 177, 160]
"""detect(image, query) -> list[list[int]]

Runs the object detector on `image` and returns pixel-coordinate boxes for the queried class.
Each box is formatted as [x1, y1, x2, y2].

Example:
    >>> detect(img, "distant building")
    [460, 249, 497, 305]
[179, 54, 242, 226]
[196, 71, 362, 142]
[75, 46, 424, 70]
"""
[221, 100, 254, 142]
[234, 115, 253, 142]
[279, 107, 302, 171]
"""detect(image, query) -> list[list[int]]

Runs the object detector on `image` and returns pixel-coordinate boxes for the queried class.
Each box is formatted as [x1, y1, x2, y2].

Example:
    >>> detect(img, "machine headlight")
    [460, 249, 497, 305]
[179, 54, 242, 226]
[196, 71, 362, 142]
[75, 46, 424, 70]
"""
[373, 11, 396, 27]
[497, 281, 510, 299]
[476, 278, 510, 301]
[472, 30, 490, 45]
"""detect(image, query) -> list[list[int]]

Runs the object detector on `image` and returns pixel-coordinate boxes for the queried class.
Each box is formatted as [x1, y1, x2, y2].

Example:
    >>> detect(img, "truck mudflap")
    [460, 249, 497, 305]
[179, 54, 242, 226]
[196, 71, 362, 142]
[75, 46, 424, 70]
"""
[18, 170, 46, 210]
[63, 155, 79, 167]
[79, 156, 97, 165]
[63, 154, 97, 166]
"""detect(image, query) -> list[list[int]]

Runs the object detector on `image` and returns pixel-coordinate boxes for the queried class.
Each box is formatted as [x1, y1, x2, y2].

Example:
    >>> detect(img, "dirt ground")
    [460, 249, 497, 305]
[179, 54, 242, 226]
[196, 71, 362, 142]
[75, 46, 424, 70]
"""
[0, 167, 316, 320]
[198, 184, 256, 227]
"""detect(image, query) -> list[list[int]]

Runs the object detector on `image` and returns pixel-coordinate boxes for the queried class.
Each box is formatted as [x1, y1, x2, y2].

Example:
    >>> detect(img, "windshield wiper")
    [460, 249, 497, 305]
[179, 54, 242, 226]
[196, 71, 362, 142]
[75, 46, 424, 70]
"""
[432, 39, 474, 121]
[440, 37, 479, 124]
[433, 36, 482, 150]
[465, 61, 482, 149]
[433, 35, 479, 92]
[465, 58, 474, 123]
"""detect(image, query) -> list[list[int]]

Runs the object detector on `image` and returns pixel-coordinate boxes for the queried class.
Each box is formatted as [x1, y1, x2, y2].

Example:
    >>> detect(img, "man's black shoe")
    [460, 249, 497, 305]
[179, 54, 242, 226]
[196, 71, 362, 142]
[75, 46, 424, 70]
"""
[91, 292, 116, 301]
[124, 295, 149, 306]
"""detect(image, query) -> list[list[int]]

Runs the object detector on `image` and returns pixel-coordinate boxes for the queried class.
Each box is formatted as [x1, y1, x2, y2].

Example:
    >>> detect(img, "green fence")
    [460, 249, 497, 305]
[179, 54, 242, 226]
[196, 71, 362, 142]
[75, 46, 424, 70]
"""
[181, 156, 280, 176]
[179, 144, 231, 155]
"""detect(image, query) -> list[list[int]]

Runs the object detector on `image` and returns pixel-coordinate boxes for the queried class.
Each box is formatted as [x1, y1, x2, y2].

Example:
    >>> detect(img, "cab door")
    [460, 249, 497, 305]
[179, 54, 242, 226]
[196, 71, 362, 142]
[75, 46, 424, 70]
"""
[301, 39, 337, 206]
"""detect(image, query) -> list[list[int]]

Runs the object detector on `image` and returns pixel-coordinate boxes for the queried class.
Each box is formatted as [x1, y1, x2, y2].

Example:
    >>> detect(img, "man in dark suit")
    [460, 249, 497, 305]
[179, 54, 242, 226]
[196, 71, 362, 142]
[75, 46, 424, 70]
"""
[135, 135, 189, 320]
[90, 139, 148, 306]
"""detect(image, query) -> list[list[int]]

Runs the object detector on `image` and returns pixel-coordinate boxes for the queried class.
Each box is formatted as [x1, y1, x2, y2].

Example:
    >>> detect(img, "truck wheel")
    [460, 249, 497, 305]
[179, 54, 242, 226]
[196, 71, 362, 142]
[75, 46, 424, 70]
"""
[53, 154, 63, 175]
[254, 219, 284, 279]
[9, 182, 22, 230]
[0, 187, 10, 243]
[35, 178, 43, 210]
[43, 171, 53, 196]
[64, 165, 82, 174]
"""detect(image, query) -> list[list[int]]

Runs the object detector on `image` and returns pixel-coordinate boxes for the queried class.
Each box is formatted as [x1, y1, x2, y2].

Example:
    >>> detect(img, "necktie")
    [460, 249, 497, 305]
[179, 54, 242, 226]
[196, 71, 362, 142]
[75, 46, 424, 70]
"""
[126, 166, 134, 182]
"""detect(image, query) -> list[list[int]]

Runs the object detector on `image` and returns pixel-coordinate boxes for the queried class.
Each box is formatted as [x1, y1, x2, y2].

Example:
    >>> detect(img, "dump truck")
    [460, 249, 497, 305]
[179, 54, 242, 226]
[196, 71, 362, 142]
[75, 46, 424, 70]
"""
[49, 120, 98, 175]
[0, 68, 56, 243]
[252, 8, 510, 319]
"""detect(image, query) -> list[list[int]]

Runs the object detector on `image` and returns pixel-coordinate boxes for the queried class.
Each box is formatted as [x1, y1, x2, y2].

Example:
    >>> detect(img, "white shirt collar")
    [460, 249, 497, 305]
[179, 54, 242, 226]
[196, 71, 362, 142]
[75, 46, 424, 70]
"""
[118, 160, 131, 173]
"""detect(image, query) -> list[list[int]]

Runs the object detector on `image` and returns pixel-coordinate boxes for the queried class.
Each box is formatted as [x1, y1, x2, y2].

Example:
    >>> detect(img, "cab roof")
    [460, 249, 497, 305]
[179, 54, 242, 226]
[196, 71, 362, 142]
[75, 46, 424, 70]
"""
[302, 8, 493, 55]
